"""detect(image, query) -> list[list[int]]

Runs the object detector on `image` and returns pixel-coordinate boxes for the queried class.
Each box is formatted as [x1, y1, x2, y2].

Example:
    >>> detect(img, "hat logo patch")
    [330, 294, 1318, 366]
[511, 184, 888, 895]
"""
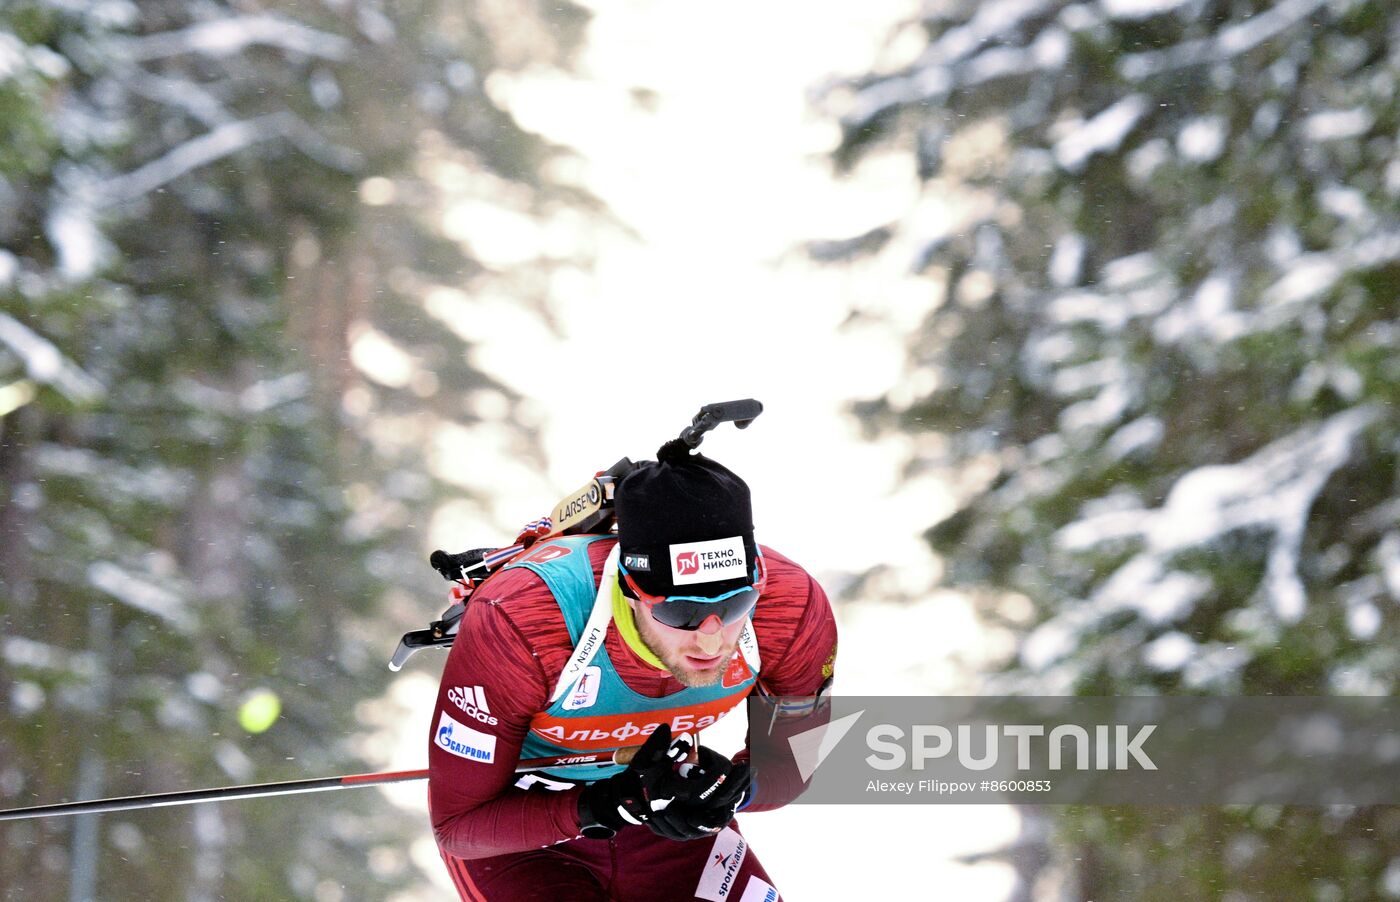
[669, 537, 748, 586]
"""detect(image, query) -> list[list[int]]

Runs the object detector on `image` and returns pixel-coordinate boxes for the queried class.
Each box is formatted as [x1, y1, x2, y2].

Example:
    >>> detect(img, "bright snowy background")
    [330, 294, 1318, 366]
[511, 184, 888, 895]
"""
[6, 0, 1398, 898]
[376, 1, 1021, 898]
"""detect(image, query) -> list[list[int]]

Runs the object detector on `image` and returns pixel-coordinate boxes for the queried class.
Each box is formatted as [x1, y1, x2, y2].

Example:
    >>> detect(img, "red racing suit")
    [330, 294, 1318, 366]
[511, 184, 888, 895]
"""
[427, 538, 837, 901]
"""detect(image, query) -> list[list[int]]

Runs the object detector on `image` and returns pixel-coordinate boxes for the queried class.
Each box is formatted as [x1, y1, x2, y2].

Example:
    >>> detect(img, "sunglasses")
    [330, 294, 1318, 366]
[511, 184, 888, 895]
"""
[617, 551, 766, 631]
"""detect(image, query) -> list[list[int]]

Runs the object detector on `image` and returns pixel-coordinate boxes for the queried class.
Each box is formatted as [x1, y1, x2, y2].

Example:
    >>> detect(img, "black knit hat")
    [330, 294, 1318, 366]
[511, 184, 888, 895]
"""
[615, 451, 757, 598]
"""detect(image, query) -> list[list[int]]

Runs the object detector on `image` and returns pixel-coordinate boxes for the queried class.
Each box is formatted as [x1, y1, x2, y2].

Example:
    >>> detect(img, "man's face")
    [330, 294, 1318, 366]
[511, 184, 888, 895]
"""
[629, 599, 747, 688]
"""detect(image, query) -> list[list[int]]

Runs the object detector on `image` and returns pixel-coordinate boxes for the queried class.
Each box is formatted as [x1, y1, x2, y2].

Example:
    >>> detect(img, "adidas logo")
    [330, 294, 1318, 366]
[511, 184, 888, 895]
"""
[447, 685, 499, 726]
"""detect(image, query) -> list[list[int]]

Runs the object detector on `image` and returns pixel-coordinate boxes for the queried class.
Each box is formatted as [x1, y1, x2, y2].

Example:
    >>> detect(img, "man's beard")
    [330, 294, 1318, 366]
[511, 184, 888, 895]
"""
[633, 614, 734, 688]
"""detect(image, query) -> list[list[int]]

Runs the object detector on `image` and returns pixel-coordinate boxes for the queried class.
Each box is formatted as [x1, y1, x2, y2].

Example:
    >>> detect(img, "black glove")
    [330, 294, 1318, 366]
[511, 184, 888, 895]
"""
[646, 748, 751, 842]
[576, 724, 692, 839]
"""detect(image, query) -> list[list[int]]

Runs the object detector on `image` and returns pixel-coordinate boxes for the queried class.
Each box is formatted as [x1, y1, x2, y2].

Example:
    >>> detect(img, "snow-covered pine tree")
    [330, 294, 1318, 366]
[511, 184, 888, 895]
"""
[829, 0, 1400, 896]
[0, 1, 593, 897]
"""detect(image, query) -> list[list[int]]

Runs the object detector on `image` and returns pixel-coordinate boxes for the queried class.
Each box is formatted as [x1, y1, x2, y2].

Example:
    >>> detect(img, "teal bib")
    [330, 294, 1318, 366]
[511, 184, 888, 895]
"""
[505, 537, 759, 783]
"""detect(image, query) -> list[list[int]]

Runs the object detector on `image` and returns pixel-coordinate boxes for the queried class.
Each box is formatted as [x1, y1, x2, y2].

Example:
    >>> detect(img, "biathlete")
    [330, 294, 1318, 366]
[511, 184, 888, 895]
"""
[428, 441, 836, 901]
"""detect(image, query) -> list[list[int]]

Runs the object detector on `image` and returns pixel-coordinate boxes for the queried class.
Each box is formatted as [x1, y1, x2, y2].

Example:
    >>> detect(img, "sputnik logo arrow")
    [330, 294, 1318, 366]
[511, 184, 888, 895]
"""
[787, 710, 865, 782]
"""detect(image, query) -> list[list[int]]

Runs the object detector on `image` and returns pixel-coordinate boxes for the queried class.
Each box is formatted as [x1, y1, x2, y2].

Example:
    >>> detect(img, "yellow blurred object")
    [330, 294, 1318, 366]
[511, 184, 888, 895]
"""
[238, 689, 282, 734]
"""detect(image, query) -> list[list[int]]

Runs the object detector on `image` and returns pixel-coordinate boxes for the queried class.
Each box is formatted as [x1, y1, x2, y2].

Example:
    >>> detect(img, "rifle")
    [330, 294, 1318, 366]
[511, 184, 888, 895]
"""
[388, 398, 762, 670]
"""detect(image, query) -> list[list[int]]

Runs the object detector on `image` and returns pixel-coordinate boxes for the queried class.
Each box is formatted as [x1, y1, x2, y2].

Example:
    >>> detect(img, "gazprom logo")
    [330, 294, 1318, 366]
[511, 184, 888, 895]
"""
[436, 712, 497, 764]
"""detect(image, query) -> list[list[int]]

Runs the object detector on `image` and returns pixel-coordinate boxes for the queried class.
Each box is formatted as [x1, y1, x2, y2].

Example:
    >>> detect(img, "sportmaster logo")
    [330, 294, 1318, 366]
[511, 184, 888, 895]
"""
[695, 828, 747, 901]
[448, 685, 499, 726]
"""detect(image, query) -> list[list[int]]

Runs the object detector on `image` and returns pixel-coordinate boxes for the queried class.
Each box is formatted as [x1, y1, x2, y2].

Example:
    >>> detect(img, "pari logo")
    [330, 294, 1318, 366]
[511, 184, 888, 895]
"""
[448, 685, 499, 726]
[435, 712, 497, 764]
[670, 537, 747, 587]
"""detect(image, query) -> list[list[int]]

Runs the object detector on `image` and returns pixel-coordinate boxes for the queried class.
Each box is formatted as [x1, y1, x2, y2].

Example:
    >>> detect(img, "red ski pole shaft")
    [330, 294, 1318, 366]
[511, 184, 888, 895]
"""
[0, 748, 640, 822]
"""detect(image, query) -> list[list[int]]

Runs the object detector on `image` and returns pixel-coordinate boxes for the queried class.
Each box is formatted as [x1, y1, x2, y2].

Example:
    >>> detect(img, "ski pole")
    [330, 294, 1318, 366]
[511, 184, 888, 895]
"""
[0, 747, 641, 822]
